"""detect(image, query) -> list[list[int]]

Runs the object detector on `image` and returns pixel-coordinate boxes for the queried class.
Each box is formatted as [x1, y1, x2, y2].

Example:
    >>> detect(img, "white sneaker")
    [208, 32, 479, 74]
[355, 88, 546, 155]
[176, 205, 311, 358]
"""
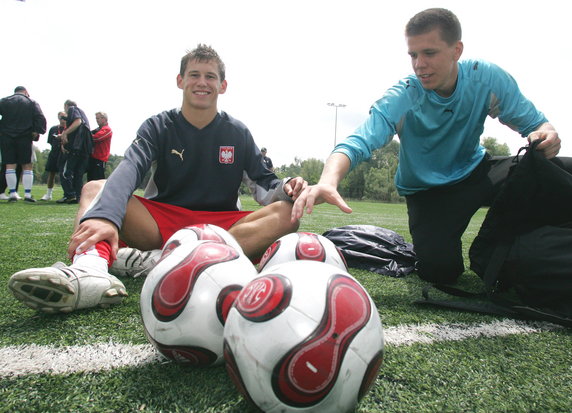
[14, 193, 22, 200]
[110, 248, 162, 278]
[8, 262, 128, 313]
[40, 193, 52, 201]
[0, 193, 9, 200]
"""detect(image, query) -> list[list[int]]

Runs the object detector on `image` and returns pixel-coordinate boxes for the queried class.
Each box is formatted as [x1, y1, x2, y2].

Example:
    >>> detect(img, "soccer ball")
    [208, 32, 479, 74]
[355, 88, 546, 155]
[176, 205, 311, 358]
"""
[223, 260, 384, 412]
[258, 232, 347, 272]
[162, 223, 243, 255]
[140, 240, 257, 366]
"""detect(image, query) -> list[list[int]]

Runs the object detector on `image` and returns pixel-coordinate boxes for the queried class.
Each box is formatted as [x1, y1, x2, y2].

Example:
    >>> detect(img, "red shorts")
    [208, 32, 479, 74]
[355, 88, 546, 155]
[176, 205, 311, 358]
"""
[134, 195, 252, 246]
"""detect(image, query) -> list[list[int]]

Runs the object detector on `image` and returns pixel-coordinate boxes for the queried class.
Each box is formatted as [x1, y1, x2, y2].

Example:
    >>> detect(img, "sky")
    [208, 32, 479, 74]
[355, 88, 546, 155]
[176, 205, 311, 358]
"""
[1, 0, 570, 167]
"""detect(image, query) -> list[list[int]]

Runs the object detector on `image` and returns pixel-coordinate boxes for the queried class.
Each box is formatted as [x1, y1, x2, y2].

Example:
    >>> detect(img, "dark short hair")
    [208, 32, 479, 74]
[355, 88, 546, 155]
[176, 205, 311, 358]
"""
[405, 8, 462, 45]
[14, 86, 27, 93]
[180, 44, 226, 81]
[64, 99, 77, 107]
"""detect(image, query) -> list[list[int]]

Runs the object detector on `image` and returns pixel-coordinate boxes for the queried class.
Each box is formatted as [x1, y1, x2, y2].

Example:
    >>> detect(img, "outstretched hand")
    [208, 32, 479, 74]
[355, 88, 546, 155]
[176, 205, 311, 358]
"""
[67, 218, 120, 262]
[290, 183, 352, 223]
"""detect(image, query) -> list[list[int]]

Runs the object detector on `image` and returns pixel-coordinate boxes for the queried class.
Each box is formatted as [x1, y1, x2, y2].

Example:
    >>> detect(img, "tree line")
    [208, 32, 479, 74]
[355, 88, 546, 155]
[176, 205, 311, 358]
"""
[31, 137, 509, 203]
[273, 137, 510, 202]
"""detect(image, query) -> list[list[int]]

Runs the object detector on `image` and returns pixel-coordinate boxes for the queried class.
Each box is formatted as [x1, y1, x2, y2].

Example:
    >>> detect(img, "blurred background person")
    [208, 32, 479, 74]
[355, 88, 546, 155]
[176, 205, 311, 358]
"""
[87, 111, 112, 181]
[261, 147, 274, 172]
[40, 111, 67, 201]
[0, 86, 46, 202]
[57, 99, 90, 204]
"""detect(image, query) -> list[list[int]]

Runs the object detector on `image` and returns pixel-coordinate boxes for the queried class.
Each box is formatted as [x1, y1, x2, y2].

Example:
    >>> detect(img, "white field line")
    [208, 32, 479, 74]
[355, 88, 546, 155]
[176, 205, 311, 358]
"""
[0, 319, 561, 378]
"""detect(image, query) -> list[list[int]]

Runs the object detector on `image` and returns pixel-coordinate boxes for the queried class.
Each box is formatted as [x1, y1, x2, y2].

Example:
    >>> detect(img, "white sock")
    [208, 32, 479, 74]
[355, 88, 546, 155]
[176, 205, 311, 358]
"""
[6, 169, 17, 193]
[46, 188, 53, 196]
[72, 245, 109, 272]
[23, 170, 33, 197]
[72, 254, 109, 273]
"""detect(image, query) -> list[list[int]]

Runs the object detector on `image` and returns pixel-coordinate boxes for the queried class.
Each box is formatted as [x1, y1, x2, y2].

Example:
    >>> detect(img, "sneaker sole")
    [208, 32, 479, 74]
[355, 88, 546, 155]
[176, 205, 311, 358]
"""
[8, 267, 128, 313]
[8, 268, 77, 313]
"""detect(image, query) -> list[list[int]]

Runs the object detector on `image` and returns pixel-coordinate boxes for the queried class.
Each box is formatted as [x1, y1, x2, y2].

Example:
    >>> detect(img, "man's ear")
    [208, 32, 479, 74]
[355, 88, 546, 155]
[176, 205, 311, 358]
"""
[219, 79, 228, 95]
[454, 41, 464, 61]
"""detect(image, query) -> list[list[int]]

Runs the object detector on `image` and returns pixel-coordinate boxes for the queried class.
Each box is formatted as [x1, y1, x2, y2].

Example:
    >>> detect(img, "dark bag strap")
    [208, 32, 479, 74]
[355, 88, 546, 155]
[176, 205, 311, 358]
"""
[482, 242, 512, 291]
[415, 284, 521, 318]
[511, 306, 572, 327]
[416, 285, 572, 327]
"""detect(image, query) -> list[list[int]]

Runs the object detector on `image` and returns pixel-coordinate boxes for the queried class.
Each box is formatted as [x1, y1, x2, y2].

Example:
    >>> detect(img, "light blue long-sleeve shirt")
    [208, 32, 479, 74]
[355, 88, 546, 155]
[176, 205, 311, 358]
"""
[334, 59, 547, 195]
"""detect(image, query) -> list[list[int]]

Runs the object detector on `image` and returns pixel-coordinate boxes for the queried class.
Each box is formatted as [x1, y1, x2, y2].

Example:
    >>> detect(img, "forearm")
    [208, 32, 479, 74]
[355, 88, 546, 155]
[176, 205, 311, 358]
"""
[92, 128, 112, 142]
[63, 119, 82, 135]
[319, 152, 351, 187]
[533, 122, 556, 134]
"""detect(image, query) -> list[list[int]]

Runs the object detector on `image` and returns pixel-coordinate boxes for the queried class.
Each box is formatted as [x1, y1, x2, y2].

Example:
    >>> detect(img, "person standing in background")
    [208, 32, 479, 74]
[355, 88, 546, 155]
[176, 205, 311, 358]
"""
[87, 111, 112, 181]
[261, 147, 274, 171]
[0, 86, 46, 202]
[57, 99, 91, 204]
[40, 111, 67, 201]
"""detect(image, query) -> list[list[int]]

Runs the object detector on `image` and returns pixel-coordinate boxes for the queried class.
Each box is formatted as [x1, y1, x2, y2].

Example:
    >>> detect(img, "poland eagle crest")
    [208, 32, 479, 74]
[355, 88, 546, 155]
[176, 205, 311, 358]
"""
[219, 146, 235, 164]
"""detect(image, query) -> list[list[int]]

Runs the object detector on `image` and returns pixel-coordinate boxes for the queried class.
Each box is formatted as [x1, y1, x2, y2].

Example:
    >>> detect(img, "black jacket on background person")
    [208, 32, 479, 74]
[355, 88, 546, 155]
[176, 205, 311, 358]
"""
[63, 105, 91, 155]
[0, 93, 46, 138]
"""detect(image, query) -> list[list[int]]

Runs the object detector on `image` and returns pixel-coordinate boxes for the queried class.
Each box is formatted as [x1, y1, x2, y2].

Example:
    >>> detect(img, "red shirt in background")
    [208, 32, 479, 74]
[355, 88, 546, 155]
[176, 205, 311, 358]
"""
[91, 124, 112, 162]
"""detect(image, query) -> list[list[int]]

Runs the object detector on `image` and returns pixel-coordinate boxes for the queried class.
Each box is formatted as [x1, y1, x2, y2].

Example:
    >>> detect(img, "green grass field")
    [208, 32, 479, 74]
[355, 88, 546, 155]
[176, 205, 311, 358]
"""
[0, 186, 571, 412]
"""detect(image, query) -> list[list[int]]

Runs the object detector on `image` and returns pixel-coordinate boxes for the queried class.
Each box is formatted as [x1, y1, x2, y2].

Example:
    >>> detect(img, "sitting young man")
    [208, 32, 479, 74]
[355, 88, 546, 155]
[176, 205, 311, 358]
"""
[9, 44, 306, 313]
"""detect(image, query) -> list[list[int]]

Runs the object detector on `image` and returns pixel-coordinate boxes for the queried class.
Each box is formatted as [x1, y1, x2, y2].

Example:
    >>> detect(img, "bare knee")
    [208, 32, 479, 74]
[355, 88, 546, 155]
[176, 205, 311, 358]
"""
[80, 179, 106, 202]
[75, 180, 107, 229]
[230, 201, 300, 260]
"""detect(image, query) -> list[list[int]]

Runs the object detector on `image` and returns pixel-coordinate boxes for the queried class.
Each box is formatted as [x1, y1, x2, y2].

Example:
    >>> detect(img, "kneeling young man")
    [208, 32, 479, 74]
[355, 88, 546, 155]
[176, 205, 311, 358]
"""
[291, 9, 570, 285]
[9, 44, 306, 313]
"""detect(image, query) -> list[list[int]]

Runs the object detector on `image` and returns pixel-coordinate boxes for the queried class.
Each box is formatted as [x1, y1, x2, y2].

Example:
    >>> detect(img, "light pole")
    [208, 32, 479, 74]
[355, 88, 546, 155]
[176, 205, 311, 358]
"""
[327, 102, 346, 147]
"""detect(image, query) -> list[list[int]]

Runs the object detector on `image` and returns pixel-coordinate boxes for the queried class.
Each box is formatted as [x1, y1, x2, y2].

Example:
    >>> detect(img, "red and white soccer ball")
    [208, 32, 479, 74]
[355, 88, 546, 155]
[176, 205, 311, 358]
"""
[140, 240, 257, 366]
[258, 232, 347, 273]
[223, 260, 384, 412]
[162, 223, 243, 255]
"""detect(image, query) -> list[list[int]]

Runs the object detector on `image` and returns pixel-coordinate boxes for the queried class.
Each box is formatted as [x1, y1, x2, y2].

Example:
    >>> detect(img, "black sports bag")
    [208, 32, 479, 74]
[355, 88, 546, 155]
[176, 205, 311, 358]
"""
[417, 141, 572, 327]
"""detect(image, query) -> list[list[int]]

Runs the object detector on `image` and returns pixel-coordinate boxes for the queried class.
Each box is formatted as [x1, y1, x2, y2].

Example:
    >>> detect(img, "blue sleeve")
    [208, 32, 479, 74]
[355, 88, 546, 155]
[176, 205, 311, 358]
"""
[333, 80, 411, 171]
[487, 63, 547, 136]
